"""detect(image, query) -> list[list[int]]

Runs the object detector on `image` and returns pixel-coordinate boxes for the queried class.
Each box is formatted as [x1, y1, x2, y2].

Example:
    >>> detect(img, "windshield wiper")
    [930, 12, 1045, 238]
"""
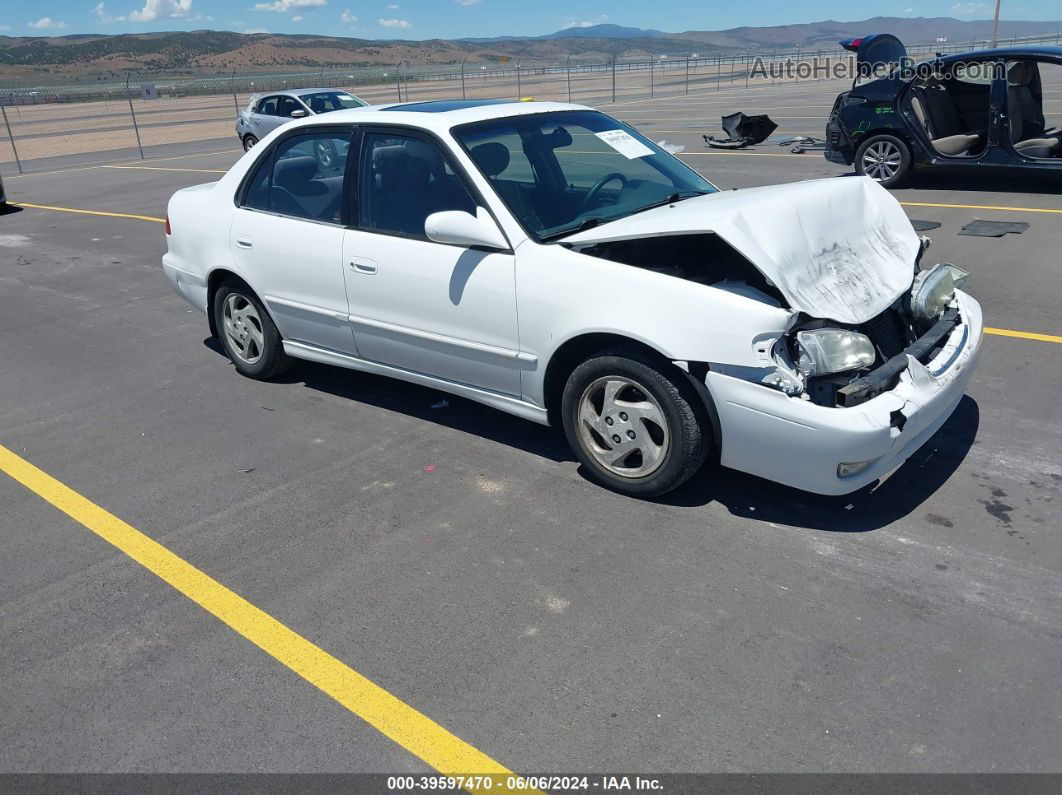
[539, 216, 609, 242]
[629, 190, 710, 216]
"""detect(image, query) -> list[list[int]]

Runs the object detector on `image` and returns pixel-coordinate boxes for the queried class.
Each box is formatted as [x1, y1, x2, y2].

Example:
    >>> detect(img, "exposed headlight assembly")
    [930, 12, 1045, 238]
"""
[796, 329, 876, 376]
[911, 264, 957, 322]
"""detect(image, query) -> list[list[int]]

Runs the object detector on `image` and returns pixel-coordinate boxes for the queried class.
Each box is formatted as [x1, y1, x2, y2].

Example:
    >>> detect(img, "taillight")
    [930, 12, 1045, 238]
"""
[165, 214, 171, 235]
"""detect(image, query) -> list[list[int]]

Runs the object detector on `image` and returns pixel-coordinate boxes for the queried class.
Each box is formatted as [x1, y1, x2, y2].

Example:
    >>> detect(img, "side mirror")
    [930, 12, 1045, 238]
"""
[425, 208, 508, 250]
[290, 109, 308, 118]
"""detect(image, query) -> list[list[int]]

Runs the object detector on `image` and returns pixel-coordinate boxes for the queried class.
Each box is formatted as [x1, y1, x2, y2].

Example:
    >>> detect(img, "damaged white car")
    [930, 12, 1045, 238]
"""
[163, 100, 982, 497]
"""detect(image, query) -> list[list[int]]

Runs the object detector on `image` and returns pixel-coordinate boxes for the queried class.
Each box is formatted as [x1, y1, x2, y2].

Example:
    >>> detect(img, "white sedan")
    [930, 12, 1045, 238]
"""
[163, 99, 982, 497]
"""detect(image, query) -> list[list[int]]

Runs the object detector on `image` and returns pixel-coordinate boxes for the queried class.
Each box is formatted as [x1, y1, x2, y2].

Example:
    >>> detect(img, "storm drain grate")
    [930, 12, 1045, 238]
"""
[958, 220, 1030, 237]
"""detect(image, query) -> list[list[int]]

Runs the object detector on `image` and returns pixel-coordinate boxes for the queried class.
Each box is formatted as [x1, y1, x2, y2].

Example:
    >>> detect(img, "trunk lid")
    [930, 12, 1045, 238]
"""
[564, 177, 919, 325]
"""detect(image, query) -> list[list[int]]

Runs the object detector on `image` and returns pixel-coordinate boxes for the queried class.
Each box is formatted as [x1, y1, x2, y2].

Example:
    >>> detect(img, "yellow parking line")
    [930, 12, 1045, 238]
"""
[113, 149, 237, 166]
[102, 165, 228, 174]
[985, 327, 1062, 344]
[4, 149, 237, 180]
[11, 202, 165, 224]
[0, 443, 526, 792]
[900, 201, 1062, 214]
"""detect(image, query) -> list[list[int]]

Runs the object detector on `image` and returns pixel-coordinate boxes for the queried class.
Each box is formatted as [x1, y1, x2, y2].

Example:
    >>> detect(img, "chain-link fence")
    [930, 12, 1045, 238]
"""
[2, 32, 1059, 174]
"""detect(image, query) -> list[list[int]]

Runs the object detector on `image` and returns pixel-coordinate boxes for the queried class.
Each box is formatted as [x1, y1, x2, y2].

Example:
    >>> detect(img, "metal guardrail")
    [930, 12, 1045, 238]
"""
[1, 32, 1059, 173]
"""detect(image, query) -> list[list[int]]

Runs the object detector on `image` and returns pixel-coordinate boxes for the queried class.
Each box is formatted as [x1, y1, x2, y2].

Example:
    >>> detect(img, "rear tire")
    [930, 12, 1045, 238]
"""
[242, 134, 258, 152]
[855, 133, 912, 187]
[561, 350, 711, 497]
[213, 280, 293, 380]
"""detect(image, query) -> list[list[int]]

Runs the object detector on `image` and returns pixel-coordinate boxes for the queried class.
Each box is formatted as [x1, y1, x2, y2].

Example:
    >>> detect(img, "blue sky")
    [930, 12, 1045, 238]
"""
[4, 1, 1060, 39]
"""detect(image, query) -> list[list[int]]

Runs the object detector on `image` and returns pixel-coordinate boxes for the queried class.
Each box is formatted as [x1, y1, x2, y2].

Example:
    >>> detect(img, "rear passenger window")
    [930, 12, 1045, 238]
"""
[243, 150, 273, 211]
[256, 96, 278, 115]
[240, 132, 351, 223]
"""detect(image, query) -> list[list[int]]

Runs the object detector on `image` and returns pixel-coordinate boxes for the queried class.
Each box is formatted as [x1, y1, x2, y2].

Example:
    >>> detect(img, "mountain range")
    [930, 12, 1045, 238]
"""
[1, 17, 1059, 83]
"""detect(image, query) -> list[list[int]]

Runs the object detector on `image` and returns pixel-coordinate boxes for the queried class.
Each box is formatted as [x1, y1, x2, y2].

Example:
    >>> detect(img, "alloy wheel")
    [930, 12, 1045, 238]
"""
[576, 376, 670, 479]
[861, 140, 902, 182]
[222, 293, 265, 365]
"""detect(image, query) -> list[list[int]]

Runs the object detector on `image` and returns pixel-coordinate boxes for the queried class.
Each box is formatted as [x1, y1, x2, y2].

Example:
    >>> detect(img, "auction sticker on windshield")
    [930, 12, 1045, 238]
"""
[595, 129, 654, 159]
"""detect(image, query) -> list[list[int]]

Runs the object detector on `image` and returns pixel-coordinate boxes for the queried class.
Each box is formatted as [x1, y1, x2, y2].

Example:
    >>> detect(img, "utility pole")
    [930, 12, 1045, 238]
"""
[990, 0, 1002, 48]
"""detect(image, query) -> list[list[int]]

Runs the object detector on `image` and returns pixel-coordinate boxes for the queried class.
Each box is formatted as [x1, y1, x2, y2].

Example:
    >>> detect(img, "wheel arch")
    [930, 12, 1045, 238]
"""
[541, 332, 721, 452]
[206, 268, 277, 338]
[855, 127, 922, 163]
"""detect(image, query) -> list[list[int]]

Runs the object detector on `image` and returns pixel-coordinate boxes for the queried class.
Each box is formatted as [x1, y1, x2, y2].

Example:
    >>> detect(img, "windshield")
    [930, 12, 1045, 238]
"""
[299, 91, 367, 114]
[453, 110, 716, 241]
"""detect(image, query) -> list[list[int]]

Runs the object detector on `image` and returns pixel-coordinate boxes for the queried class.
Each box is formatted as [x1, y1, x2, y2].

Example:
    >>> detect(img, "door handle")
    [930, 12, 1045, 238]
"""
[350, 258, 378, 275]
[235, 237, 253, 250]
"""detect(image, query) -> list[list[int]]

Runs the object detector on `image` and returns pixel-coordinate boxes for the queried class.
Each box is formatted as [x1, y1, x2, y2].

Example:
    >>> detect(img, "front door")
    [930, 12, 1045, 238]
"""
[230, 129, 355, 355]
[342, 130, 522, 396]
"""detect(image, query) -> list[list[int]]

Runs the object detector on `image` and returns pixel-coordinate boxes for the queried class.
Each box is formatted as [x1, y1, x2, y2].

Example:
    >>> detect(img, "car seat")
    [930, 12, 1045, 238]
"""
[1006, 62, 1060, 158]
[469, 142, 542, 230]
[909, 82, 983, 156]
[271, 155, 340, 221]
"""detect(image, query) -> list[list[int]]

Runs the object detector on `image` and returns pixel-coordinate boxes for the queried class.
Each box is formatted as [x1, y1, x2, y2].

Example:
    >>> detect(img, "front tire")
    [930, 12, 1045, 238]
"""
[242, 134, 258, 152]
[213, 281, 293, 380]
[561, 351, 711, 497]
[855, 133, 912, 187]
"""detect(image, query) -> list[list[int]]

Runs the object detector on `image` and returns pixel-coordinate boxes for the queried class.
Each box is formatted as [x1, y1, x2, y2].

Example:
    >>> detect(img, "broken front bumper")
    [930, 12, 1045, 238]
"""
[707, 290, 982, 495]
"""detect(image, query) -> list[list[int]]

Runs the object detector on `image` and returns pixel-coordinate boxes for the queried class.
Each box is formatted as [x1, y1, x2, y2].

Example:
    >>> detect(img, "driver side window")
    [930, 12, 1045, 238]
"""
[276, 96, 300, 118]
[359, 132, 477, 238]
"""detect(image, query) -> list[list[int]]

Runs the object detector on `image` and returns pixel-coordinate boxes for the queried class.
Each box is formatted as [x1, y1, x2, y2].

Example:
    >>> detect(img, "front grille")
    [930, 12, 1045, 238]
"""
[861, 309, 907, 362]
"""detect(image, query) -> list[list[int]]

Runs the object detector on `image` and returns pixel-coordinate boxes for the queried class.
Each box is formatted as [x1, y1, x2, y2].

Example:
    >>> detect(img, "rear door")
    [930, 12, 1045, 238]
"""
[249, 95, 281, 138]
[230, 128, 356, 355]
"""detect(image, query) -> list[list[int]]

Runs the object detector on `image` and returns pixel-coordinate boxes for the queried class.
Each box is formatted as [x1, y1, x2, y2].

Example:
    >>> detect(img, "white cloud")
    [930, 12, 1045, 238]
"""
[455, 0, 482, 5]
[27, 17, 68, 29]
[341, 9, 357, 23]
[128, 0, 194, 22]
[564, 14, 608, 28]
[387, 3, 400, 8]
[378, 17, 410, 28]
[292, 15, 303, 21]
[253, 0, 326, 12]
[94, 2, 126, 22]
[950, 2, 989, 14]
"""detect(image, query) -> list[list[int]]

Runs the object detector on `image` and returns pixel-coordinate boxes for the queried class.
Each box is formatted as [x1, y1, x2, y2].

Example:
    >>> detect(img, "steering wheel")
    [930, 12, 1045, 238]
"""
[580, 172, 628, 213]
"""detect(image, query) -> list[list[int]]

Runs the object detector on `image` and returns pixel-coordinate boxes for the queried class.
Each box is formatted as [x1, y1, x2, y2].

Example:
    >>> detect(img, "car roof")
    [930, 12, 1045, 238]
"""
[935, 45, 1062, 64]
[281, 99, 594, 133]
[261, 88, 364, 97]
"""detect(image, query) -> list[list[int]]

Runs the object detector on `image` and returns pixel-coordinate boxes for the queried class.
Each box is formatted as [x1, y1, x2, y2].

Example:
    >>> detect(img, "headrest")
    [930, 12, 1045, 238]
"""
[372, 145, 431, 188]
[1007, 61, 1034, 86]
[273, 155, 317, 186]
[469, 142, 510, 178]
[310, 97, 327, 112]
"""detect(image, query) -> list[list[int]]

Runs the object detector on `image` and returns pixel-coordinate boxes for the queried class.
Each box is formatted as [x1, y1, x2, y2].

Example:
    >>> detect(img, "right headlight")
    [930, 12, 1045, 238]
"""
[796, 328, 876, 376]
[911, 264, 956, 322]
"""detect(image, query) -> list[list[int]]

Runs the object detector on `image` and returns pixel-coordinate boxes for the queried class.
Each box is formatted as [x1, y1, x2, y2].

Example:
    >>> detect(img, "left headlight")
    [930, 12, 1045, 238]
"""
[796, 328, 876, 376]
[911, 264, 956, 322]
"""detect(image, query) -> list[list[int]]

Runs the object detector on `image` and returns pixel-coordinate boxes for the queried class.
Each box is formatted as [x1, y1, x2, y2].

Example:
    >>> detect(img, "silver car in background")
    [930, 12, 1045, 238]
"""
[235, 89, 368, 151]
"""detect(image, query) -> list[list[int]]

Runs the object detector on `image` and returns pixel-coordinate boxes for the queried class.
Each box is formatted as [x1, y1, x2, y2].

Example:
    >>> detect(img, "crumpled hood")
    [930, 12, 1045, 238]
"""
[565, 177, 919, 324]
